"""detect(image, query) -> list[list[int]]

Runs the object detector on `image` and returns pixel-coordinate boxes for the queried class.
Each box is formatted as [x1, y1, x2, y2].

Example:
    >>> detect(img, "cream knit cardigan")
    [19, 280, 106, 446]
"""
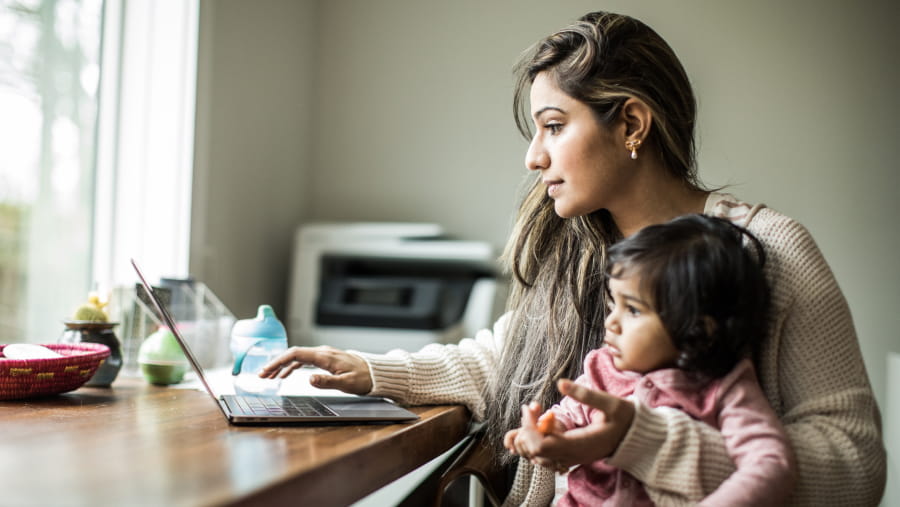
[354, 193, 886, 506]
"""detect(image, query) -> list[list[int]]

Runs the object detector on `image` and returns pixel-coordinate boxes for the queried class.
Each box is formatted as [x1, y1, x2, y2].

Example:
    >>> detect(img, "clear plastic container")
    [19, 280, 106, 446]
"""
[230, 305, 287, 396]
[109, 281, 235, 377]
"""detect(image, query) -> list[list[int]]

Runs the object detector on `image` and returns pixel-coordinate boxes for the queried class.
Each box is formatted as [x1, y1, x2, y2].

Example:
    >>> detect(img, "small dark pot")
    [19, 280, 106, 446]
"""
[60, 321, 123, 387]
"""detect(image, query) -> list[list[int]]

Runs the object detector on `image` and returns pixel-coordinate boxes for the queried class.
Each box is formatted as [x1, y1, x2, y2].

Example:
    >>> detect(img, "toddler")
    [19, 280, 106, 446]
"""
[505, 214, 796, 506]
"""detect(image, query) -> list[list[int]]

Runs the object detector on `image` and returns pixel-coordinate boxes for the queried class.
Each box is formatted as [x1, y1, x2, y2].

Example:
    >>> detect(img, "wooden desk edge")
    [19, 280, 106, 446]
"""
[232, 404, 472, 506]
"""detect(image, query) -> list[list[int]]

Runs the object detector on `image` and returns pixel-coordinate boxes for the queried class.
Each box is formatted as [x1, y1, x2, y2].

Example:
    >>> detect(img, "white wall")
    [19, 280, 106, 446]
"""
[193, 3, 900, 497]
[334, 0, 900, 397]
[192, 0, 317, 321]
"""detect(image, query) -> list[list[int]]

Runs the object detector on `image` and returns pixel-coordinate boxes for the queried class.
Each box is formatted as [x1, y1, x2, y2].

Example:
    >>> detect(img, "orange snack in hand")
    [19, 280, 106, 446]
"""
[537, 411, 556, 435]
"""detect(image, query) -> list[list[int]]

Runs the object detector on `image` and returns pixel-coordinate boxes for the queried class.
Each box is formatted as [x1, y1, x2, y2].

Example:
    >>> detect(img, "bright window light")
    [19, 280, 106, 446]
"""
[0, 0, 198, 343]
[92, 0, 198, 289]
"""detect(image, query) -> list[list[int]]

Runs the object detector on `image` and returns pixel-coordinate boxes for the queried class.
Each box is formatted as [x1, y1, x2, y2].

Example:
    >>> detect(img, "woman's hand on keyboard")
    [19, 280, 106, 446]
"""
[259, 345, 373, 395]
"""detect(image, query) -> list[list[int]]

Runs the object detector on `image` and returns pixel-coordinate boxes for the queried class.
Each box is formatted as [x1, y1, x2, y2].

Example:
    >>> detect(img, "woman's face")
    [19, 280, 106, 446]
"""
[525, 72, 630, 218]
[603, 271, 679, 373]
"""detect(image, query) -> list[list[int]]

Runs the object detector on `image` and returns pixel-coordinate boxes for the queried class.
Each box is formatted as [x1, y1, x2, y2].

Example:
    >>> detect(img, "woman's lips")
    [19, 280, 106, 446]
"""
[544, 179, 562, 197]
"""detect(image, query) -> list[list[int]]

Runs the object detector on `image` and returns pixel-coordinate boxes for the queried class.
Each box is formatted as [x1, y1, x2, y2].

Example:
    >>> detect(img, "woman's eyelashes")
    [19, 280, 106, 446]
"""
[544, 121, 563, 134]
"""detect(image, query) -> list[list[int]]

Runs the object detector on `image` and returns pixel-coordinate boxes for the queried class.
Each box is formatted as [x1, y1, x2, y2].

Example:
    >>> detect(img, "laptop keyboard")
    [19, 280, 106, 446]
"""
[232, 395, 338, 417]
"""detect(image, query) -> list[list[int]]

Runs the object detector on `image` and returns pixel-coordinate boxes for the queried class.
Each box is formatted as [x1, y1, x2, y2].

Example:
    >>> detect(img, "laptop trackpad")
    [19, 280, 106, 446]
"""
[318, 396, 410, 416]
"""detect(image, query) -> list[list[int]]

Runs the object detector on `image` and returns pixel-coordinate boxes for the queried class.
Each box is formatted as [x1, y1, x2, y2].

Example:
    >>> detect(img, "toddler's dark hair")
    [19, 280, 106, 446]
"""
[606, 214, 769, 378]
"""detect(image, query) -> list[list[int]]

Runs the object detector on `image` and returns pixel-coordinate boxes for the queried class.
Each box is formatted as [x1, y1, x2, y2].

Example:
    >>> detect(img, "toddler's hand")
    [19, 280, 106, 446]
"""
[505, 402, 568, 473]
[503, 428, 521, 454]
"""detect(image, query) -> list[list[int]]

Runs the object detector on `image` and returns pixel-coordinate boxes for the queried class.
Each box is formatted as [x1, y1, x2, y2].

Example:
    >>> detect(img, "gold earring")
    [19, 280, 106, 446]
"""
[625, 139, 642, 160]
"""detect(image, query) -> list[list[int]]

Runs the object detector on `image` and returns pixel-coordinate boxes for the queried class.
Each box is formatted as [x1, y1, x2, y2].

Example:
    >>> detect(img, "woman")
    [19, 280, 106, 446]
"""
[262, 11, 885, 505]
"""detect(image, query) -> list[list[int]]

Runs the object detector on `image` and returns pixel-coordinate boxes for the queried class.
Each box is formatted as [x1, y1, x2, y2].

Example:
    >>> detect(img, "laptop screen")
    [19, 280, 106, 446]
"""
[131, 258, 227, 413]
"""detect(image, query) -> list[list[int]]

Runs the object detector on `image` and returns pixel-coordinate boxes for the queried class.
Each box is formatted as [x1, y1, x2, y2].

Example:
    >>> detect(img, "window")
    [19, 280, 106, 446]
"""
[91, 0, 198, 289]
[0, 0, 103, 342]
[1, 0, 198, 343]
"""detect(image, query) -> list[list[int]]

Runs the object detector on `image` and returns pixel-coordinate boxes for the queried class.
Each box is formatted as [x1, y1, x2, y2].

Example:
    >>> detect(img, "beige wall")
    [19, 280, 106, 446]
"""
[192, 0, 317, 324]
[192, 0, 900, 447]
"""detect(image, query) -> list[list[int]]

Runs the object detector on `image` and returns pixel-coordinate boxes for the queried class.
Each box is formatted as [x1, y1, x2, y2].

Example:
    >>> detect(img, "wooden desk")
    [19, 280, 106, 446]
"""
[0, 377, 470, 506]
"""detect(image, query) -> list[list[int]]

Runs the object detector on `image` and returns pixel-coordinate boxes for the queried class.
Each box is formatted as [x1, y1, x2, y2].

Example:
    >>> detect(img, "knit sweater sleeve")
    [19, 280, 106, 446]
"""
[502, 459, 557, 507]
[608, 204, 886, 506]
[349, 312, 508, 420]
[751, 210, 885, 504]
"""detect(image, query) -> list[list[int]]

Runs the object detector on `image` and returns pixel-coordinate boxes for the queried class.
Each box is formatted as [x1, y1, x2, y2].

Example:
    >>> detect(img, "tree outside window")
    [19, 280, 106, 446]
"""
[0, 0, 102, 341]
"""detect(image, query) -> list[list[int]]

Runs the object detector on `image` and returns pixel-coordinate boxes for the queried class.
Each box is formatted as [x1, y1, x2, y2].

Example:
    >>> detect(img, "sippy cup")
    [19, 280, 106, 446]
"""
[230, 304, 287, 396]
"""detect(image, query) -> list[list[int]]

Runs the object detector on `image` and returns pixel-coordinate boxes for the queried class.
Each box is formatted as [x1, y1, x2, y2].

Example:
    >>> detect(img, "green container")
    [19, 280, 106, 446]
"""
[139, 362, 187, 385]
[138, 328, 188, 385]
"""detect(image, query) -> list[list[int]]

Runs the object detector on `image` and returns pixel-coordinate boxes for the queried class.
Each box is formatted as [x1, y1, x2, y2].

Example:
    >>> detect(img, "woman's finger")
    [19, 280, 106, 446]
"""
[267, 360, 302, 379]
[260, 348, 313, 377]
[557, 378, 618, 415]
[309, 371, 365, 394]
[261, 346, 345, 377]
[284, 361, 307, 378]
[551, 381, 636, 460]
[259, 346, 373, 395]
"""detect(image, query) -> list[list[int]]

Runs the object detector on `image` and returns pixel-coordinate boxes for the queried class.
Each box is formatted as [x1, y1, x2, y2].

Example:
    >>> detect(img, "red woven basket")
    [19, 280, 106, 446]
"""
[0, 343, 111, 400]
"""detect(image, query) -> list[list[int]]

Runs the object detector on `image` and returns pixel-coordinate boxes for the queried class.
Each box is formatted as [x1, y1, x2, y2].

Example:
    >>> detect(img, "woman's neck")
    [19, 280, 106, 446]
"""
[611, 174, 709, 238]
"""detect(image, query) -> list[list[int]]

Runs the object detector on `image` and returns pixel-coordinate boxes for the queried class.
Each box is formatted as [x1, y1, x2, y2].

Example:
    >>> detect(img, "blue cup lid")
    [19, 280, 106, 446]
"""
[231, 305, 287, 340]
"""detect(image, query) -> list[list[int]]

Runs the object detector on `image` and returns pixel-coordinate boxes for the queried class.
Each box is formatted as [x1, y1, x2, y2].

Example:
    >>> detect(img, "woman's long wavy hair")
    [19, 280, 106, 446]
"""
[484, 11, 703, 464]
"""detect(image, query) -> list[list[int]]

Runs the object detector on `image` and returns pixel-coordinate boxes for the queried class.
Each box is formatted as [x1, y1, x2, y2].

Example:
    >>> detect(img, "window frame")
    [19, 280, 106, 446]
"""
[91, 0, 199, 289]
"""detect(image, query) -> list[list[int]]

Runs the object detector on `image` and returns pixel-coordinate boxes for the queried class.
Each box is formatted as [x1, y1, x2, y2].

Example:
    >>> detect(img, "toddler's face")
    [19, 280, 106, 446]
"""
[604, 273, 679, 373]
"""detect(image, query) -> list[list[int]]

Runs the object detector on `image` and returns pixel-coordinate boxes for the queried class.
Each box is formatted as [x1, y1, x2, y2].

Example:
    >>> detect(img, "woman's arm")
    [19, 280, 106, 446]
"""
[352, 313, 508, 419]
[756, 212, 885, 504]
[261, 314, 508, 418]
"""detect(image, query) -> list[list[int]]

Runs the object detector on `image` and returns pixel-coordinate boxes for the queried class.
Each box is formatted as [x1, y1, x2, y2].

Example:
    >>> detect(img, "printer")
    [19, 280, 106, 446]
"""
[286, 223, 508, 353]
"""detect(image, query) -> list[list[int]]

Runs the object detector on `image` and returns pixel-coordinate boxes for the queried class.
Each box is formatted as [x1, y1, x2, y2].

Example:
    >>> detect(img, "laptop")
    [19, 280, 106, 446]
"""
[131, 259, 419, 425]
